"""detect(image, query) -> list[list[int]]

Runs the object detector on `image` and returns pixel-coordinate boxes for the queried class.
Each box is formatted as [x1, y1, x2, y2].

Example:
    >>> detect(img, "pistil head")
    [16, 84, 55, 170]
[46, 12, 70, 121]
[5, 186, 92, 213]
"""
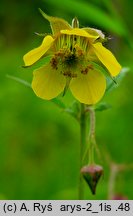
[64, 52, 78, 67]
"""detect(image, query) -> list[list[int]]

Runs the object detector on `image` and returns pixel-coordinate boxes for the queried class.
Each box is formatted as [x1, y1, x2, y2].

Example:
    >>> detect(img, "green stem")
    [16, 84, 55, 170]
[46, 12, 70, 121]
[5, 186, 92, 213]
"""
[79, 103, 87, 200]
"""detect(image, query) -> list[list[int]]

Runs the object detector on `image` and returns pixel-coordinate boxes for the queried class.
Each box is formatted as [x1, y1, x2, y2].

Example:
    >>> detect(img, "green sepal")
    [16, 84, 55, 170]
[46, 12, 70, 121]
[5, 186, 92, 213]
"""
[7, 74, 66, 109]
[64, 101, 80, 120]
[6, 74, 31, 88]
[94, 102, 111, 112]
[106, 67, 129, 93]
[39, 8, 72, 35]
[91, 62, 129, 94]
[51, 98, 66, 109]
[62, 77, 71, 97]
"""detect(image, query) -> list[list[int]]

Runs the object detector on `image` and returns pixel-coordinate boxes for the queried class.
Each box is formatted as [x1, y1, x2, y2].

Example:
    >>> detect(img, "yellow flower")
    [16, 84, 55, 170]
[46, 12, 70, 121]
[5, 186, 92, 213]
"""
[23, 10, 122, 105]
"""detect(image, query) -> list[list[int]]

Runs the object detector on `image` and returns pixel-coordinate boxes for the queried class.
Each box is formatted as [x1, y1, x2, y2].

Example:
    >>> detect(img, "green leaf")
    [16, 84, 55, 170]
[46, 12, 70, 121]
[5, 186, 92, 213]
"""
[106, 67, 130, 93]
[94, 102, 111, 112]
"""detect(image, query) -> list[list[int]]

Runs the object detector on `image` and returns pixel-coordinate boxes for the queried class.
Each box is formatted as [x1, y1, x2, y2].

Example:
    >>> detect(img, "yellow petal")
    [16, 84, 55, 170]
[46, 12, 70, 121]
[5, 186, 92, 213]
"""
[92, 42, 122, 76]
[39, 9, 72, 34]
[32, 63, 66, 100]
[23, 36, 54, 67]
[70, 69, 106, 105]
[61, 28, 98, 40]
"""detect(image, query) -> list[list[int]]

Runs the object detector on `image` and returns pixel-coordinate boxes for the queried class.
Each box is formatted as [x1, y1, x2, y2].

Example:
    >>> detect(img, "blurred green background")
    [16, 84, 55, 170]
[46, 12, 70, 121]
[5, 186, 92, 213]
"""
[0, 0, 133, 199]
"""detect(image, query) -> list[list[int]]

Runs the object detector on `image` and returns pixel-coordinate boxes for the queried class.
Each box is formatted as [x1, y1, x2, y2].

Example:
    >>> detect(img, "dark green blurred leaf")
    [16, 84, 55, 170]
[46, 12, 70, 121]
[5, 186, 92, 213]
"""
[45, 0, 128, 36]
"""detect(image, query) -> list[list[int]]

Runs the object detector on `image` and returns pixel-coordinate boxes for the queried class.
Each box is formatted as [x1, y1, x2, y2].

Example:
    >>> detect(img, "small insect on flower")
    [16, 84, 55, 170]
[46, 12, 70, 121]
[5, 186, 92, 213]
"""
[23, 9, 122, 105]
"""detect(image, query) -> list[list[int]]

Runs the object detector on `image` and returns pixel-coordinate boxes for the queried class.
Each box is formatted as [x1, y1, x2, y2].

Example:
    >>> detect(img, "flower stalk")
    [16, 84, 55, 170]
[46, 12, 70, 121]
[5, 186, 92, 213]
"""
[88, 107, 96, 164]
[79, 103, 87, 199]
[79, 104, 96, 198]
[79, 105, 103, 198]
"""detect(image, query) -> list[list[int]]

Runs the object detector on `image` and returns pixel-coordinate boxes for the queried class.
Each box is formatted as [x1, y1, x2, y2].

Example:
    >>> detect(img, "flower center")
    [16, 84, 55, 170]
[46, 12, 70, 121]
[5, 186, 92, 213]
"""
[50, 34, 93, 78]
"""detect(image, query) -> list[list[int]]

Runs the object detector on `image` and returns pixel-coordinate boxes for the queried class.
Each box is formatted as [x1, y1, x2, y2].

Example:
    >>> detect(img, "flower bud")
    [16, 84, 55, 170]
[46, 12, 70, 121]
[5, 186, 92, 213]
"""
[72, 17, 79, 28]
[81, 164, 103, 195]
